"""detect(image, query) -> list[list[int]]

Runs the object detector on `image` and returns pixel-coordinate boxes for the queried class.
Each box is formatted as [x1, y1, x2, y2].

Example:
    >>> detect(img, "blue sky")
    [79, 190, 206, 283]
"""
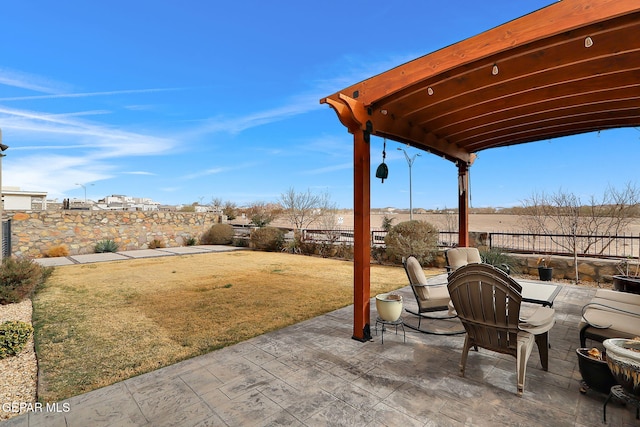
[1, 1, 638, 209]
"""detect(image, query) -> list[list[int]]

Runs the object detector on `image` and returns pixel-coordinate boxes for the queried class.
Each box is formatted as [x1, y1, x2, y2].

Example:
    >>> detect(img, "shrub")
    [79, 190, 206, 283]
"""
[0, 321, 34, 359]
[184, 236, 198, 246]
[233, 237, 249, 247]
[384, 220, 439, 265]
[95, 239, 118, 253]
[381, 215, 395, 232]
[371, 245, 387, 264]
[480, 246, 517, 274]
[250, 227, 285, 252]
[282, 231, 303, 254]
[335, 242, 354, 260]
[148, 238, 165, 249]
[45, 245, 69, 258]
[0, 258, 54, 304]
[201, 224, 235, 245]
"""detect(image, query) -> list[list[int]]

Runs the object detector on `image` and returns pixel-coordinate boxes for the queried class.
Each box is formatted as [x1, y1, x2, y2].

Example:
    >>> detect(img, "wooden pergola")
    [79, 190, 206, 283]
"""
[320, 0, 640, 341]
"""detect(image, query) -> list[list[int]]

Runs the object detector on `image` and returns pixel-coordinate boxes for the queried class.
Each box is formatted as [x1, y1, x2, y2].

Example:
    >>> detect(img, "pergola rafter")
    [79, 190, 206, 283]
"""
[320, 0, 640, 341]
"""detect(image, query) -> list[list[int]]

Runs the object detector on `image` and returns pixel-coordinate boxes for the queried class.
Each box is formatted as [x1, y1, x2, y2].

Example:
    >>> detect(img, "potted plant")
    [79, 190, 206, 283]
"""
[375, 293, 403, 322]
[612, 258, 640, 294]
[537, 256, 553, 281]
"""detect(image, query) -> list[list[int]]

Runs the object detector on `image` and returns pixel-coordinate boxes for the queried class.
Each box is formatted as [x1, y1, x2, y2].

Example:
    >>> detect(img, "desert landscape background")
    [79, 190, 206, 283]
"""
[273, 211, 640, 234]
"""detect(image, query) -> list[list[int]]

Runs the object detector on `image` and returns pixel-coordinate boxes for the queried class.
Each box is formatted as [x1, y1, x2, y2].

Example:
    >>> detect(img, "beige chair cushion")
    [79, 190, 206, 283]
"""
[447, 247, 482, 271]
[405, 256, 429, 298]
[405, 257, 451, 310]
[579, 289, 640, 341]
[519, 306, 555, 334]
[593, 289, 640, 309]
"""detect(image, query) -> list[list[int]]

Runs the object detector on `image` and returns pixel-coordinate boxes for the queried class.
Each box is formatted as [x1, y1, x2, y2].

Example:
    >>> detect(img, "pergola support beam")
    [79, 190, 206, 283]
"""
[457, 162, 470, 247]
[352, 124, 372, 342]
[321, 95, 373, 341]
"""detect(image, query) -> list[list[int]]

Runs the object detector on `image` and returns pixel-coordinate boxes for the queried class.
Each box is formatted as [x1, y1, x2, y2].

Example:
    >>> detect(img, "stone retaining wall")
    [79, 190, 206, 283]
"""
[7, 211, 221, 258]
[5, 212, 626, 283]
[432, 249, 621, 284]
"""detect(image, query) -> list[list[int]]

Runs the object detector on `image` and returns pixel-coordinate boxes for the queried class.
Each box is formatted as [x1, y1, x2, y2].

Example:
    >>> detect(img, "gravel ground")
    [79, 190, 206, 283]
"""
[0, 299, 37, 421]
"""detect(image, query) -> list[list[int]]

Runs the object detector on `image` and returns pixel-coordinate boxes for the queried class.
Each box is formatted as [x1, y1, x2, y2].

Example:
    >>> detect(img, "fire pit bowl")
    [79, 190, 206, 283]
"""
[576, 348, 618, 394]
[603, 338, 640, 397]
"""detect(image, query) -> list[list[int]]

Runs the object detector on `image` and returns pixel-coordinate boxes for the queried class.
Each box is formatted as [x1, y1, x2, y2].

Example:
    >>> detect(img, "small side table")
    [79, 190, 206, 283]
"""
[603, 385, 640, 422]
[375, 317, 405, 344]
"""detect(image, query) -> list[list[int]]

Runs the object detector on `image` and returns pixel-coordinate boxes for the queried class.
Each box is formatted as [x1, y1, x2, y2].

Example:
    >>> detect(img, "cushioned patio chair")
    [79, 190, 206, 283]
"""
[447, 263, 555, 396]
[445, 247, 482, 272]
[402, 256, 464, 335]
[446, 247, 510, 275]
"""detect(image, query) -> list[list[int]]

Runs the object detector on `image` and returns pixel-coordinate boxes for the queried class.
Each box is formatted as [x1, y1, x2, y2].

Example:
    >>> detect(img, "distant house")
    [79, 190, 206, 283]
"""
[2, 186, 48, 210]
[95, 195, 160, 211]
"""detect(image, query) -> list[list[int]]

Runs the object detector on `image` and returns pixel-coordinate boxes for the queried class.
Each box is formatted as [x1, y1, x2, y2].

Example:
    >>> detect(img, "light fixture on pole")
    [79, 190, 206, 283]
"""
[75, 183, 94, 206]
[397, 147, 421, 220]
[0, 128, 8, 262]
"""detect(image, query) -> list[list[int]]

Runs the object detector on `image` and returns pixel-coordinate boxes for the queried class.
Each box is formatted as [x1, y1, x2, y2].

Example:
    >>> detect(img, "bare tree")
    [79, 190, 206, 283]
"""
[210, 197, 223, 214]
[222, 200, 238, 221]
[246, 201, 281, 227]
[521, 183, 640, 282]
[278, 187, 336, 230]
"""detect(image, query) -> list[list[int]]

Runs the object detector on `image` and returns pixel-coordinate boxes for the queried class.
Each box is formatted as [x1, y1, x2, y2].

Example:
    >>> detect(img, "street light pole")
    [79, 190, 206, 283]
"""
[75, 183, 94, 206]
[0, 129, 8, 262]
[397, 147, 421, 220]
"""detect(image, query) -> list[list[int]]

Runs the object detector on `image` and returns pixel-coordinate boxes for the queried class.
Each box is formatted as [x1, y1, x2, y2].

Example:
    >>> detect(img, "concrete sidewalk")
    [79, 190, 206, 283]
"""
[33, 245, 246, 267]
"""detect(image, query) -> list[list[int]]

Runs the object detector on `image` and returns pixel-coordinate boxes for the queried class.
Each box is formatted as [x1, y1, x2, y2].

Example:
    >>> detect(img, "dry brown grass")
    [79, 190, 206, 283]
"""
[33, 250, 439, 402]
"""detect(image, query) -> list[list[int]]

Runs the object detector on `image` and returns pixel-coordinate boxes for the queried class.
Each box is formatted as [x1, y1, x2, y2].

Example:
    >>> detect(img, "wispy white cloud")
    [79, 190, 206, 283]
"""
[0, 105, 174, 157]
[0, 67, 71, 93]
[4, 153, 113, 198]
[181, 167, 229, 180]
[198, 97, 321, 135]
[302, 162, 352, 175]
[124, 171, 156, 176]
[160, 187, 182, 193]
[0, 87, 185, 102]
[0, 99, 176, 200]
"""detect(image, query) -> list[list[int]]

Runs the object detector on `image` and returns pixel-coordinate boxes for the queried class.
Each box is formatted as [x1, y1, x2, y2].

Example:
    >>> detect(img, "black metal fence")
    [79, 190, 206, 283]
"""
[2, 219, 11, 259]
[297, 228, 640, 259]
[488, 232, 640, 258]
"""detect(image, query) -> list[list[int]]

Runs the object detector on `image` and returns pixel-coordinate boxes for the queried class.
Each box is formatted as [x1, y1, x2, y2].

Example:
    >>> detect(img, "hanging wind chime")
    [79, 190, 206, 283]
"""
[375, 138, 389, 183]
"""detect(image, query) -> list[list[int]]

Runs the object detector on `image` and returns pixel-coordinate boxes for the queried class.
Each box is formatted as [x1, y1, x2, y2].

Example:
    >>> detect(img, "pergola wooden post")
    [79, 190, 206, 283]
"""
[321, 0, 640, 340]
[457, 162, 470, 248]
[352, 123, 371, 342]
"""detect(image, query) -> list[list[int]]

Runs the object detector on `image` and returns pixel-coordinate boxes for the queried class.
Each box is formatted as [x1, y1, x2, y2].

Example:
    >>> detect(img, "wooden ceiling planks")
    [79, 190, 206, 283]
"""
[321, 0, 640, 165]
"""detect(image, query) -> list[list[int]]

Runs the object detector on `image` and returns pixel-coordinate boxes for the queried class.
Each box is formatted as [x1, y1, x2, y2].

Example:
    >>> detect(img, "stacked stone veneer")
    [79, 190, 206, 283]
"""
[432, 246, 620, 283]
[7, 211, 221, 258]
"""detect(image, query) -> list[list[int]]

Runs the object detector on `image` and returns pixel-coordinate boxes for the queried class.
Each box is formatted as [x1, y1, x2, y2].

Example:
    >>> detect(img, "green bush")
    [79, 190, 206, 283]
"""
[184, 236, 198, 246]
[384, 220, 439, 265]
[0, 258, 54, 304]
[0, 321, 34, 359]
[250, 227, 285, 252]
[201, 224, 235, 245]
[95, 239, 118, 253]
[479, 246, 517, 274]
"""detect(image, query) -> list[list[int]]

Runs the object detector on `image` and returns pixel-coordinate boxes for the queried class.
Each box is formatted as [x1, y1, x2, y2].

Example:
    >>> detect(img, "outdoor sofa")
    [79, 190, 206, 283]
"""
[579, 288, 640, 347]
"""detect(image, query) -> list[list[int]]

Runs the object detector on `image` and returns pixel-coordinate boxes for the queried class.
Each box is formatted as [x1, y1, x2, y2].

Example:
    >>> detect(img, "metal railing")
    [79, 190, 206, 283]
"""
[295, 228, 640, 259]
[488, 232, 640, 258]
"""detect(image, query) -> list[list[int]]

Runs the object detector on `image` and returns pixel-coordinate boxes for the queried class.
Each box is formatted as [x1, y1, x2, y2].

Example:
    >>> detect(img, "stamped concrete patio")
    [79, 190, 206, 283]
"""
[3, 281, 638, 426]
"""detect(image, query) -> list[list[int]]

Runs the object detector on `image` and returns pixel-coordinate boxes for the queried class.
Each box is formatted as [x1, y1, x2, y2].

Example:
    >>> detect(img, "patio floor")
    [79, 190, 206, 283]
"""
[4, 282, 639, 426]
